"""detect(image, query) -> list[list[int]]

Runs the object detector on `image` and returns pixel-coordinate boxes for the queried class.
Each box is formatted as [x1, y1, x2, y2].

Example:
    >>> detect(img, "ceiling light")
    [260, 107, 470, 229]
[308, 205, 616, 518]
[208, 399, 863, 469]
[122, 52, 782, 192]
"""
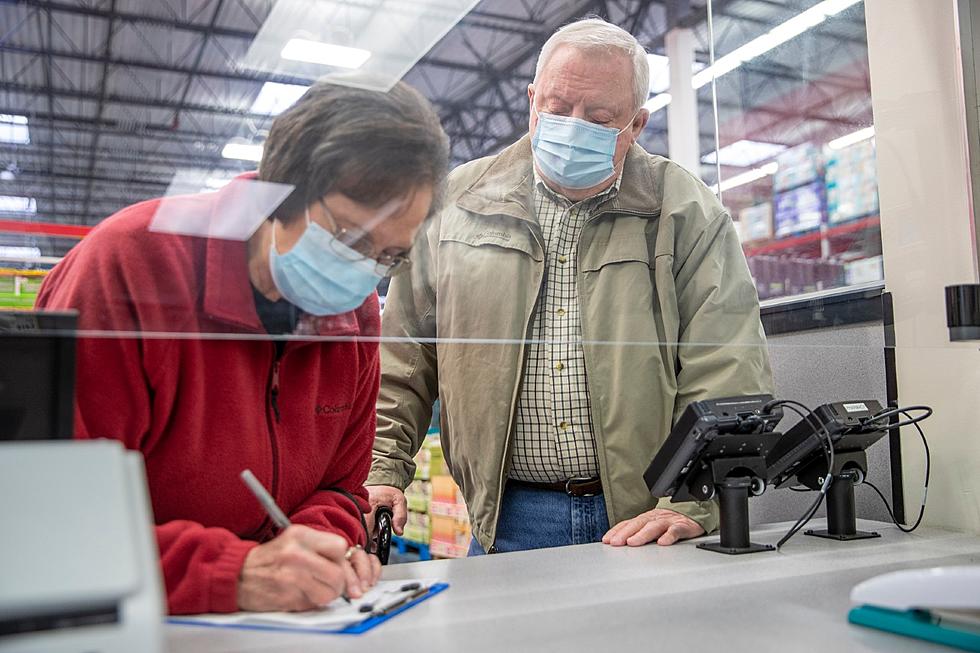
[240, 0, 480, 92]
[0, 195, 37, 213]
[643, 93, 672, 113]
[280, 39, 372, 69]
[647, 0, 861, 114]
[711, 162, 778, 193]
[692, 0, 861, 90]
[221, 142, 264, 162]
[828, 126, 875, 150]
[0, 245, 41, 259]
[647, 54, 708, 94]
[702, 140, 787, 167]
[205, 176, 234, 189]
[250, 82, 310, 115]
[0, 114, 30, 145]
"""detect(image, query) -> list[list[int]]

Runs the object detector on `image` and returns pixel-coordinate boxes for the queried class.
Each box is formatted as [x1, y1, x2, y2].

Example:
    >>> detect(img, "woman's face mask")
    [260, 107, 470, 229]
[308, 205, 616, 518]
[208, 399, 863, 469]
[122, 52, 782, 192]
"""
[530, 107, 636, 190]
[268, 206, 389, 316]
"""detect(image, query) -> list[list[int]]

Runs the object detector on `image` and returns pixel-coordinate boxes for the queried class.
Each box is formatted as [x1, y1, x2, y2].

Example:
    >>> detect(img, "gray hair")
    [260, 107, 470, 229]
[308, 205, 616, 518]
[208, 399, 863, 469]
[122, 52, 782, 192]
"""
[534, 17, 650, 111]
[259, 78, 449, 223]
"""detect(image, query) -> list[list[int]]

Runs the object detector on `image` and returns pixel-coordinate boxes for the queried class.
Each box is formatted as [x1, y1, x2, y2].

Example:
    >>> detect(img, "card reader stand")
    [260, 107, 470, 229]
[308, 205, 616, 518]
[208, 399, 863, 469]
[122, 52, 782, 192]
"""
[644, 395, 784, 557]
[691, 452, 775, 555]
[796, 450, 881, 541]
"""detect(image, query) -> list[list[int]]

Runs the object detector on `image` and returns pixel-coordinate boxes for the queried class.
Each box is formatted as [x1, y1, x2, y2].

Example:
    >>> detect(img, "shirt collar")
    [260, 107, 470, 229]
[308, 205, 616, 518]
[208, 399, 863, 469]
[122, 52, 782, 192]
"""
[532, 166, 623, 208]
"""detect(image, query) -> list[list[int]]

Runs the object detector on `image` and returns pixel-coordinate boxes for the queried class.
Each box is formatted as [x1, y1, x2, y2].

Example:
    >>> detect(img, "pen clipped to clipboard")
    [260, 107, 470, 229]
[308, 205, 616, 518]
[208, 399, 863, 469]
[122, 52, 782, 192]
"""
[169, 579, 448, 635]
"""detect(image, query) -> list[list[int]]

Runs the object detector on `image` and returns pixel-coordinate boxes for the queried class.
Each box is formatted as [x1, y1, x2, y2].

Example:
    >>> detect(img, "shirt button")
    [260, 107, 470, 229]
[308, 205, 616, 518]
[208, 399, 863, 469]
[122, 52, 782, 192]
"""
[558, 421, 570, 431]
[557, 255, 568, 264]
[554, 361, 565, 371]
[555, 308, 566, 317]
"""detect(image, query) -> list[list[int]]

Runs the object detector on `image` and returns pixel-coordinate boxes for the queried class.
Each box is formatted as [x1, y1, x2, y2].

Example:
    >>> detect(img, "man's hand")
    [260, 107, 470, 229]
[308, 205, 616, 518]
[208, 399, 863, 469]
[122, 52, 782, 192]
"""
[602, 509, 705, 547]
[366, 485, 408, 535]
[237, 525, 373, 612]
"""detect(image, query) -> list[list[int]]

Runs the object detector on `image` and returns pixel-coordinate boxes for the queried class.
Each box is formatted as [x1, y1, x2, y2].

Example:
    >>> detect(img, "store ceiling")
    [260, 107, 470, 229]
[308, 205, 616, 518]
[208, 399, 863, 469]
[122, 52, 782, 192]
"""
[0, 0, 872, 257]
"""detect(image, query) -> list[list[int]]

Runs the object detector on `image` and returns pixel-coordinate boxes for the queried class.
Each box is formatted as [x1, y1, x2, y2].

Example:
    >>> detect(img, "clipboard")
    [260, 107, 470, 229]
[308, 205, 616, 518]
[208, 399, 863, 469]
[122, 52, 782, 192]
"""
[168, 580, 448, 635]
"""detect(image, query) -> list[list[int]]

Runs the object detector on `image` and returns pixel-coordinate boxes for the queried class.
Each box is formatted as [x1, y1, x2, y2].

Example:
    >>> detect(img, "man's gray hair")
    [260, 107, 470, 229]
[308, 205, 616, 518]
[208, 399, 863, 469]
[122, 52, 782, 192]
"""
[534, 17, 650, 111]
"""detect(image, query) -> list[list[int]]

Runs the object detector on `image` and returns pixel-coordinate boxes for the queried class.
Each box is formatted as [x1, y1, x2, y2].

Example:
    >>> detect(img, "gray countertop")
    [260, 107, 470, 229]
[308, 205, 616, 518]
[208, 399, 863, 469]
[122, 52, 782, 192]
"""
[166, 520, 980, 652]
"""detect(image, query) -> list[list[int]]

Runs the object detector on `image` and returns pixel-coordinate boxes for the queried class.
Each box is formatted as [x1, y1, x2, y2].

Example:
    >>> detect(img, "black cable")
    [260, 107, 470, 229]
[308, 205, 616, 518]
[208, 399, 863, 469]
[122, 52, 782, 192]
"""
[858, 409, 930, 533]
[762, 399, 836, 549]
[864, 405, 933, 431]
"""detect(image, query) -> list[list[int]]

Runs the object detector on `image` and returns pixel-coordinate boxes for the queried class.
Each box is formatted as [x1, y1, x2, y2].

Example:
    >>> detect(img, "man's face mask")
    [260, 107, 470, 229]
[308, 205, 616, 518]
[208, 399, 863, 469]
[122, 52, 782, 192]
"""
[530, 107, 636, 190]
[268, 206, 389, 316]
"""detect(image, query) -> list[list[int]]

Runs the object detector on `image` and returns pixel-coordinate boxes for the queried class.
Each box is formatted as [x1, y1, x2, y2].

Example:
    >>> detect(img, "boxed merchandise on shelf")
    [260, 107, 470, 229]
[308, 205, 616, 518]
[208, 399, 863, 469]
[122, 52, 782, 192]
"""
[825, 138, 878, 224]
[429, 512, 471, 559]
[430, 474, 464, 504]
[404, 480, 432, 513]
[844, 255, 884, 285]
[773, 142, 822, 192]
[414, 437, 448, 480]
[738, 202, 773, 242]
[403, 511, 431, 545]
[774, 181, 825, 237]
[747, 255, 845, 300]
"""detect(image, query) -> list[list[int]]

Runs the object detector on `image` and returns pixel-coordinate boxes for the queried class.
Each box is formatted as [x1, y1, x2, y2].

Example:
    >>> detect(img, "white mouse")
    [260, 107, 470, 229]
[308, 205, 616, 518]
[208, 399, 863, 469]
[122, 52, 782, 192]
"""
[851, 565, 980, 612]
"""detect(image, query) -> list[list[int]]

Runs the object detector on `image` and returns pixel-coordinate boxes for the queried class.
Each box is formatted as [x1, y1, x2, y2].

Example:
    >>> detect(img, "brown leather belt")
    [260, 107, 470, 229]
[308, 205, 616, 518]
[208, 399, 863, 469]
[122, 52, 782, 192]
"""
[508, 477, 602, 497]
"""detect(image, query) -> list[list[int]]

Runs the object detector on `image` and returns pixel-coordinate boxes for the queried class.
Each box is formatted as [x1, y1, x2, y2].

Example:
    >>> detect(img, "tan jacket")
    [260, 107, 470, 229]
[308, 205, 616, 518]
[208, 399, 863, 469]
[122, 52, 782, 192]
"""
[368, 136, 774, 551]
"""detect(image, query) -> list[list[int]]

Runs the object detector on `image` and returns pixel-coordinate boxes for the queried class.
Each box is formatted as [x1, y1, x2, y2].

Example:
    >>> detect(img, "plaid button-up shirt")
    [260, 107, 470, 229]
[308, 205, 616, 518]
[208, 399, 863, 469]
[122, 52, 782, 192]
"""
[508, 171, 621, 483]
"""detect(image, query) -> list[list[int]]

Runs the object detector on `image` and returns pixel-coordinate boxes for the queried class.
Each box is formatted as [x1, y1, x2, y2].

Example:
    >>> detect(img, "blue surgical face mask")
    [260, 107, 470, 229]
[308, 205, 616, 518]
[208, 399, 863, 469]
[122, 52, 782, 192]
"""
[531, 108, 635, 190]
[268, 207, 388, 316]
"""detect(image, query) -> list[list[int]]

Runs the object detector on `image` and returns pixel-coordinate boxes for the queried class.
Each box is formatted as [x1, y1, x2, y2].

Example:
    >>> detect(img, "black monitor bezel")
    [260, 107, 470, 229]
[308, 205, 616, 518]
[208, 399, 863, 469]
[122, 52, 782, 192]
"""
[0, 310, 78, 441]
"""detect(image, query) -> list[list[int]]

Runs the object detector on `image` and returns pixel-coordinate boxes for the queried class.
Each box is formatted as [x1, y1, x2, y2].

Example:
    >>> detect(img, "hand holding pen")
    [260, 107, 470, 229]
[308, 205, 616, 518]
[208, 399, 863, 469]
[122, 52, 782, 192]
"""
[236, 469, 381, 612]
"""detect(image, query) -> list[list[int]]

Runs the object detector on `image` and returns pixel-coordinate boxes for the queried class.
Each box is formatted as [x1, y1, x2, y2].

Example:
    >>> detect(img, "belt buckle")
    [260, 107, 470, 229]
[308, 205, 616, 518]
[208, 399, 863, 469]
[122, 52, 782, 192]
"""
[564, 476, 598, 497]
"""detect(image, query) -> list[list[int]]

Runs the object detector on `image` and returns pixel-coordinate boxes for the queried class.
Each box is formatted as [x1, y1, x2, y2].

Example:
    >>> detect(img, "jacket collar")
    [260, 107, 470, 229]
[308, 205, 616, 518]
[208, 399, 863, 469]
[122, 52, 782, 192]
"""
[202, 172, 362, 337]
[457, 134, 663, 221]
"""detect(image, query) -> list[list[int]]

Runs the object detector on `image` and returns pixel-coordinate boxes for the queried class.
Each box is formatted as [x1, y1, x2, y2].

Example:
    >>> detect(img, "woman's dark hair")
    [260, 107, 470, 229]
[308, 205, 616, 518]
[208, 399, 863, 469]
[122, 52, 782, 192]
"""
[259, 78, 450, 222]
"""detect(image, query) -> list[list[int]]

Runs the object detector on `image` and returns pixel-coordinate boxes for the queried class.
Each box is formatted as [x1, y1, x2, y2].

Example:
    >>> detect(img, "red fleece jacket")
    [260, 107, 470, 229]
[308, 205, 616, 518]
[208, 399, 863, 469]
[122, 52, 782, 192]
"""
[35, 183, 379, 615]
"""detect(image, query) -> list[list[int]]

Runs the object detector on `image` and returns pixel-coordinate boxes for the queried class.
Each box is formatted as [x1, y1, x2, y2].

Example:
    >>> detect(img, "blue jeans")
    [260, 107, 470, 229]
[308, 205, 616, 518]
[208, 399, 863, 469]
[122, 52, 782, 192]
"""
[467, 482, 609, 555]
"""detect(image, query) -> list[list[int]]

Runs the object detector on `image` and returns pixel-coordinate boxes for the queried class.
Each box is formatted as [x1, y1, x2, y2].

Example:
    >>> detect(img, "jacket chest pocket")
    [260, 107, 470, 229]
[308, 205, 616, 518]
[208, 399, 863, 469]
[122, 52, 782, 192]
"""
[580, 234, 654, 273]
[439, 224, 542, 262]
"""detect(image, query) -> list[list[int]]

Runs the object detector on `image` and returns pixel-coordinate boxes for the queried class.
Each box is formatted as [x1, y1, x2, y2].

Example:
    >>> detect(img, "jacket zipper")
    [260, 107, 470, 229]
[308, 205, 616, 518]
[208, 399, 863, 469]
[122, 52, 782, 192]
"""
[573, 206, 661, 524]
[490, 224, 545, 551]
[265, 344, 283, 536]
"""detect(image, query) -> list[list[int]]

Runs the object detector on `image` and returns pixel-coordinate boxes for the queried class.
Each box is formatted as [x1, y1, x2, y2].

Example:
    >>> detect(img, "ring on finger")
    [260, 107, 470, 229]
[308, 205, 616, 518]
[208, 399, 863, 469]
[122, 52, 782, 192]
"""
[344, 544, 363, 561]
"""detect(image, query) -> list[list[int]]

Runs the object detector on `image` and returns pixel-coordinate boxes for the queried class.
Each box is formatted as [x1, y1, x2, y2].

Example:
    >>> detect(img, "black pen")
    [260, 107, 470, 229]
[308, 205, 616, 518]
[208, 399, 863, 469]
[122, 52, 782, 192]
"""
[368, 586, 430, 618]
[240, 469, 351, 603]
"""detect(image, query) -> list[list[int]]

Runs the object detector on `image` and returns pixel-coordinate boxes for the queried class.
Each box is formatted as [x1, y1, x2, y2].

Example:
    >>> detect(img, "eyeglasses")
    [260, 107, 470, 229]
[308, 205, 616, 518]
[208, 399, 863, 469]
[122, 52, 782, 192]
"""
[319, 200, 412, 276]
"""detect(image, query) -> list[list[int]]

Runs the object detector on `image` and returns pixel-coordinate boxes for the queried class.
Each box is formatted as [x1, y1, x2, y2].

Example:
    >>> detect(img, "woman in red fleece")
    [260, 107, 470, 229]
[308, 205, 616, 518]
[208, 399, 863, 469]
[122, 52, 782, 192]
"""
[35, 80, 449, 615]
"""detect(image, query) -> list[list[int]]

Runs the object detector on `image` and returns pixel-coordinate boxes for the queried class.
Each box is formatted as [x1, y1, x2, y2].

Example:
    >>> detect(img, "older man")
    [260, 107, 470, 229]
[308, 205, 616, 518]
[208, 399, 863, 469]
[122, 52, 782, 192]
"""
[368, 18, 773, 554]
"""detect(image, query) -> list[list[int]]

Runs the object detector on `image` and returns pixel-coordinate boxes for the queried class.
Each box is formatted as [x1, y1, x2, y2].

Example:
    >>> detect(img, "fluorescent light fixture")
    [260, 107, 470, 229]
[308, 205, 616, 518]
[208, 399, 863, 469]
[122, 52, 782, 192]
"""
[711, 162, 778, 193]
[0, 195, 37, 213]
[828, 126, 874, 150]
[647, 53, 708, 94]
[647, 0, 861, 115]
[0, 114, 30, 144]
[221, 142, 264, 162]
[250, 81, 310, 115]
[240, 0, 480, 92]
[692, 0, 861, 90]
[281, 39, 371, 69]
[703, 140, 787, 167]
[205, 176, 234, 189]
[0, 245, 41, 259]
[647, 54, 671, 94]
[643, 93, 672, 113]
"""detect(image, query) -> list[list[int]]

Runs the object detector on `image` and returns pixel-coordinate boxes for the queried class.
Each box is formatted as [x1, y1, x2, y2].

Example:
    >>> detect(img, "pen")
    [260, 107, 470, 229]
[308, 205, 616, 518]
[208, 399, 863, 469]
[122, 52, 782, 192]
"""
[239, 468, 351, 603]
[369, 586, 430, 618]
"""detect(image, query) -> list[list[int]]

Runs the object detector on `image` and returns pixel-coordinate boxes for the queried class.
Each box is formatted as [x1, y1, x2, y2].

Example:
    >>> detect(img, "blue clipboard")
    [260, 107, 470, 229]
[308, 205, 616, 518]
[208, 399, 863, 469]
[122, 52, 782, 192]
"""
[169, 582, 449, 636]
